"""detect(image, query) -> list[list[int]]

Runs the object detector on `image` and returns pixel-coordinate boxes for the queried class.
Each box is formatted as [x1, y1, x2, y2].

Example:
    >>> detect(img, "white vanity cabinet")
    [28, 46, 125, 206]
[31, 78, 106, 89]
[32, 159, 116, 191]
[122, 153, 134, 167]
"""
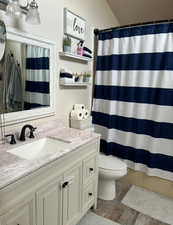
[0, 138, 99, 225]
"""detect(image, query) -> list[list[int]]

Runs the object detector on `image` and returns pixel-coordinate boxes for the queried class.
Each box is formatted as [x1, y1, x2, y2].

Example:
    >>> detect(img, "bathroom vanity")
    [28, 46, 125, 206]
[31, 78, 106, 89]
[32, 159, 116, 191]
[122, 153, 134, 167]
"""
[0, 130, 100, 225]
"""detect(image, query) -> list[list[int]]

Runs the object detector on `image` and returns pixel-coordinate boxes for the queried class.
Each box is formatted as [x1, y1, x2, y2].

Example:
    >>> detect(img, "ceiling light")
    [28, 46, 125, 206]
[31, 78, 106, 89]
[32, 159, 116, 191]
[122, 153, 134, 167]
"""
[6, 0, 21, 17]
[26, 0, 41, 25]
[6, 0, 41, 25]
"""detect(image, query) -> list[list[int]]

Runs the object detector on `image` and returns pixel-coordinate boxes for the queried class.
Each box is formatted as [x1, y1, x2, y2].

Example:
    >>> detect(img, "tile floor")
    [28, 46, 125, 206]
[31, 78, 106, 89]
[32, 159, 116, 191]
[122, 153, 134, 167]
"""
[94, 180, 170, 225]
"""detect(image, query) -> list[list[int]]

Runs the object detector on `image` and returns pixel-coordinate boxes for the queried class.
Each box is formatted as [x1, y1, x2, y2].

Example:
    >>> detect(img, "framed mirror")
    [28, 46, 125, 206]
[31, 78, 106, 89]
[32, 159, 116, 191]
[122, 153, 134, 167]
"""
[0, 27, 56, 125]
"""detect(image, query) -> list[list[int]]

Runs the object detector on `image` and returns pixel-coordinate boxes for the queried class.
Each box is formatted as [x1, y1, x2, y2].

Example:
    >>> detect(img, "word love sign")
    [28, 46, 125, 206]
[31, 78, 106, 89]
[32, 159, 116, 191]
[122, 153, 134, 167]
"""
[64, 8, 86, 40]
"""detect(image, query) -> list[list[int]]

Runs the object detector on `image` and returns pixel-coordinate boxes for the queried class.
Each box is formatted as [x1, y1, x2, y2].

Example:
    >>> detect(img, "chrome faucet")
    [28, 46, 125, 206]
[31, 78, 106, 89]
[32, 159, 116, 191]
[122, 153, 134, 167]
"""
[19, 125, 37, 141]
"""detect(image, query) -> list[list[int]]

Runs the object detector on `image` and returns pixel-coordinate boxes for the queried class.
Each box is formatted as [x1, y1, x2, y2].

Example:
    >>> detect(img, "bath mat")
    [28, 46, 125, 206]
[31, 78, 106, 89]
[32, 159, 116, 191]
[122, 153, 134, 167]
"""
[77, 212, 120, 225]
[122, 186, 173, 224]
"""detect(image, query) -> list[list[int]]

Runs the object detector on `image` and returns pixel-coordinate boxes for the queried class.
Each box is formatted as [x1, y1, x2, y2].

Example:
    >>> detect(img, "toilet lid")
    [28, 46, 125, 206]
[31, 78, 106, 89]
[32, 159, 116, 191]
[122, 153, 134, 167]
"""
[99, 154, 127, 171]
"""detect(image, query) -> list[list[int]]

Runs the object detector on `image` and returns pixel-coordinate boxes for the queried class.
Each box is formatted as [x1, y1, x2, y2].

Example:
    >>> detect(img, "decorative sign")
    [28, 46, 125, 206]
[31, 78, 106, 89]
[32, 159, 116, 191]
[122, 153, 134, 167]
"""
[64, 8, 86, 40]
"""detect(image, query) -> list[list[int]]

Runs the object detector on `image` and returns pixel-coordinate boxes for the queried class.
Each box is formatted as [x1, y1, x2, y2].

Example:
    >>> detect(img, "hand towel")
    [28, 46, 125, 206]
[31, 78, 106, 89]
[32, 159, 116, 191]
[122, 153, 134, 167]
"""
[83, 47, 92, 54]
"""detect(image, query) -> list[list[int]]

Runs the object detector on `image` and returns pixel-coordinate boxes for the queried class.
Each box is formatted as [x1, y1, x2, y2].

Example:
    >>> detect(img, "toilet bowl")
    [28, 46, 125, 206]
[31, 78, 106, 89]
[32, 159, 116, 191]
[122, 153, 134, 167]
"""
[98, 153, 127, 200]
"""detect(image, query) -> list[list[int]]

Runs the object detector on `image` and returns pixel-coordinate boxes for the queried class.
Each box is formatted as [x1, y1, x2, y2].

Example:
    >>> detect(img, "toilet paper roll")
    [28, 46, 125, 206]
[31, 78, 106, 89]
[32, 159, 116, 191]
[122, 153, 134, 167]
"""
[83, 109, 90, 119]
[73, 104, 85, 111]
[70, 110, 84, 120]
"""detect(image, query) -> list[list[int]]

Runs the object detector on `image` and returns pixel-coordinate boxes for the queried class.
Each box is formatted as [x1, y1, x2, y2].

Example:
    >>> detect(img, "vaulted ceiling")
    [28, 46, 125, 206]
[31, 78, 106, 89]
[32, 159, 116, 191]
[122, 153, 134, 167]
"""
[107, 0, 173, 26]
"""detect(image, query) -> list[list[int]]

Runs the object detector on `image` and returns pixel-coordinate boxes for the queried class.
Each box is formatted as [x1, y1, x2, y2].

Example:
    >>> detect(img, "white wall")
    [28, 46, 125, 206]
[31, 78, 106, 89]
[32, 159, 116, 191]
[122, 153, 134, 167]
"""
[0, 0, 119, 127]
[107, 0, 173, 25]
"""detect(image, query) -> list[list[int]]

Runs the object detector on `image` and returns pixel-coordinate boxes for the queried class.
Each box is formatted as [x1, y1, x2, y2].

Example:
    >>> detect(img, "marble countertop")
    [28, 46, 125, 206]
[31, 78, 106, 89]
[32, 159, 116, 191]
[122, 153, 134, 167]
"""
[0, 126, 100, 191]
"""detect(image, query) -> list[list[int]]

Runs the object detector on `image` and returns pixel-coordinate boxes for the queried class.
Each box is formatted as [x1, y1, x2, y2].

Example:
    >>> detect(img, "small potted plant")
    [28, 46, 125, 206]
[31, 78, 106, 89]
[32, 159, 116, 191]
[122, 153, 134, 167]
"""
[63, 36, 71, 53]
[83, 72, 91, 83]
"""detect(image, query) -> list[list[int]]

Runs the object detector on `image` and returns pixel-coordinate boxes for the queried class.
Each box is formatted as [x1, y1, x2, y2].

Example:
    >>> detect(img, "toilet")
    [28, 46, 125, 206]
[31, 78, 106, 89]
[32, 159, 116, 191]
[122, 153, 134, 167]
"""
[98, 153, 127, 200]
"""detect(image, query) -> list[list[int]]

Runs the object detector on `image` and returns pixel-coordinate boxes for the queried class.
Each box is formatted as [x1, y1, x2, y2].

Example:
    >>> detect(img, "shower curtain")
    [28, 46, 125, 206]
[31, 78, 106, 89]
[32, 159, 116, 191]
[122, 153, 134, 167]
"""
[24, 45, 50, 110]
[92, 22, 173, 181]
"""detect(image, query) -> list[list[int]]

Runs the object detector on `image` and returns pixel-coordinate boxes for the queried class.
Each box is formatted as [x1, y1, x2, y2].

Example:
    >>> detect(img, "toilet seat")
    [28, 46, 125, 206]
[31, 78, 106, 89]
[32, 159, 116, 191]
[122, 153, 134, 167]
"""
[99, 167, 127, 179]
[99, 153, 127, 171]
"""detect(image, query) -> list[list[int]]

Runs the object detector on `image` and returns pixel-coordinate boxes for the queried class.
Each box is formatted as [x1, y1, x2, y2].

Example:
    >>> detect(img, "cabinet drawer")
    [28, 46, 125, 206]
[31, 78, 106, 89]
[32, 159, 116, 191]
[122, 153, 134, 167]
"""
[83, 154, 97, 184]
[83, 181, 95, 211]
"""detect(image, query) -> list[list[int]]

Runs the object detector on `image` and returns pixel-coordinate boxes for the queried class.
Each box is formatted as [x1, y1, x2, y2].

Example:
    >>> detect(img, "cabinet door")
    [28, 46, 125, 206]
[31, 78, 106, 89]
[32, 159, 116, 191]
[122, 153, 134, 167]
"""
[0, 197, 35, 225]
[62, 164, 82, 225]
[36, 176, 63, 225]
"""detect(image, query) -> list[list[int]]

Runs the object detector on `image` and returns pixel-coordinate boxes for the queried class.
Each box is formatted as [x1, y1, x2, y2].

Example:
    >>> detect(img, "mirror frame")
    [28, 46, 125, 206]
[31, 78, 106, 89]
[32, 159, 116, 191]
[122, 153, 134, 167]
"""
[0, 27, 56, 126]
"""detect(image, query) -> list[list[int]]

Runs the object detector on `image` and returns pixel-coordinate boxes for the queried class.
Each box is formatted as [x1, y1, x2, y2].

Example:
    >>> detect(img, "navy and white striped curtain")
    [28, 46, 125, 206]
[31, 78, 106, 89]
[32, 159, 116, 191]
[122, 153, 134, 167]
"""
[92, 22, 173, 181]
[24, 45, 50, 110]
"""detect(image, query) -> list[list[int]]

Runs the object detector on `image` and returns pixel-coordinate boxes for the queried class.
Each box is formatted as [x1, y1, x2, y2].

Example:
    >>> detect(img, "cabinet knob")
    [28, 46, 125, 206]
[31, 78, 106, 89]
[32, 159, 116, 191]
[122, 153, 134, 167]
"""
[88, 192, 93, 196]
[89, 168, 94, 172]
[62, 181, 69, 188]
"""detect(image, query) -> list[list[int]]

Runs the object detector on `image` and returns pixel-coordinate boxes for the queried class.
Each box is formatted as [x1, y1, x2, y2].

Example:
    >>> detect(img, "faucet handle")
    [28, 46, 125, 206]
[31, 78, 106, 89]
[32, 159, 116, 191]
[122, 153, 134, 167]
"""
[29, 127, 37, 139]
[5, 134, 16, 145]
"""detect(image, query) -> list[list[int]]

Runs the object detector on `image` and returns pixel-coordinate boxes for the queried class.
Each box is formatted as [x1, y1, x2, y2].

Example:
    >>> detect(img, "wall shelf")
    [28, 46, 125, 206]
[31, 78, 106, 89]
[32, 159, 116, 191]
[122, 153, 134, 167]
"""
[60, 82, 90, 87]
[59, 52, 92, 63]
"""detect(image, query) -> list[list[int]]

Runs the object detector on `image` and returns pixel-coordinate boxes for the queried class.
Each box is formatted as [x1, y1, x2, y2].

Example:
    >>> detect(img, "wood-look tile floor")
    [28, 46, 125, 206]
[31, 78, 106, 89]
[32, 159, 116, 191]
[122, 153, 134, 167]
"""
[94, 180, 170, 225]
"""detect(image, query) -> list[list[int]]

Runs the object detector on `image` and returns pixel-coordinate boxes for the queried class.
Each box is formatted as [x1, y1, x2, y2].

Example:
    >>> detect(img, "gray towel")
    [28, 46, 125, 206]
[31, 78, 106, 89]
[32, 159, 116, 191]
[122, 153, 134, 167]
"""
[6, 62, 23, 112]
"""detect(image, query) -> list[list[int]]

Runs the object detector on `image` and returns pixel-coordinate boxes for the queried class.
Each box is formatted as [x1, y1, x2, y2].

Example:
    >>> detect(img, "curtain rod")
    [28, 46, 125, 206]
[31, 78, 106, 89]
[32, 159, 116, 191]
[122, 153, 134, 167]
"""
[94, 18, 173, 35]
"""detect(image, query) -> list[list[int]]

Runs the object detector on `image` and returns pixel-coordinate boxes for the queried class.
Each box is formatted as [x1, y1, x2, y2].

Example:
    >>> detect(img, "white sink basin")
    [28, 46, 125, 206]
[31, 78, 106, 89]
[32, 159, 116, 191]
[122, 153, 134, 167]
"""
[7, 137, 70, 160]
